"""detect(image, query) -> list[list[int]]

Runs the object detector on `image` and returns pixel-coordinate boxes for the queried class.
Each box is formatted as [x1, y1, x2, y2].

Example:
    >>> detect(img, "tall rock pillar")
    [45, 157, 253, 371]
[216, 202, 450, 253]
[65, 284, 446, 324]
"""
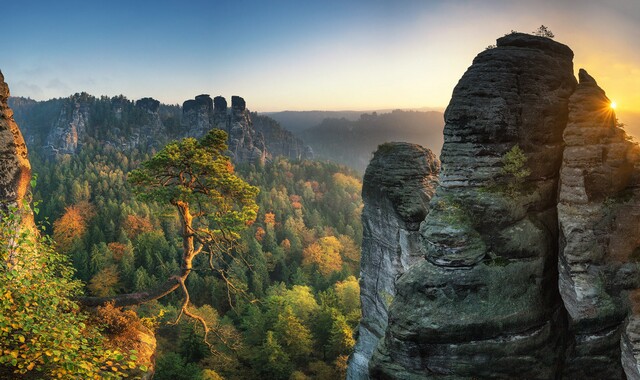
[348, 142, 440, 379]
[370, 33, 577, 379]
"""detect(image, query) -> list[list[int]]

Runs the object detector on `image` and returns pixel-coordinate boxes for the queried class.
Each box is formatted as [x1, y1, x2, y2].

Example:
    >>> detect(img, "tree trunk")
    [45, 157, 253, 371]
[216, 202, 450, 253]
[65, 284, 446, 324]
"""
[78, 200, 196, 308]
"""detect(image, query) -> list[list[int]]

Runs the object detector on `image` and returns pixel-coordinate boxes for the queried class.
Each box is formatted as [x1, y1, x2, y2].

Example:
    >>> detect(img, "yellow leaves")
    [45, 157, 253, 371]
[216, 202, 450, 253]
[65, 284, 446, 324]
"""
[302, 236, 344, 276]
[26, 362, 35, 370]
[18, 335, 25, 343]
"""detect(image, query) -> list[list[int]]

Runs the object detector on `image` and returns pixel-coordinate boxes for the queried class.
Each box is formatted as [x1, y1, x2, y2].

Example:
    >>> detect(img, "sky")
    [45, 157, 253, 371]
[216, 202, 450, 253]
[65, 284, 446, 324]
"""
[2, 0, 639, 121]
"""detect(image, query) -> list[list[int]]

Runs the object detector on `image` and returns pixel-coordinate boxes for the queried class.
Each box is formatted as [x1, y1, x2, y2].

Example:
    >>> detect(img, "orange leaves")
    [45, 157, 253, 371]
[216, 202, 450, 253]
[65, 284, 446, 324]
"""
[264, 212, 276, 226]
[302, 236, 344, 276]
[52, 204, 89, 253]
[255, 227, 266, 242]
[107, 242, 128, 261]
[289, 194, 303, 210]
[122, 214, 153, 239]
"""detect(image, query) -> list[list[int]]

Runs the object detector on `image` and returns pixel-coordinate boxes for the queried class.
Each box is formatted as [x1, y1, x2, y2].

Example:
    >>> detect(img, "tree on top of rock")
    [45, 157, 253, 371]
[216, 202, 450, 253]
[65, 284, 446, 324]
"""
[533, 25, 554, 38]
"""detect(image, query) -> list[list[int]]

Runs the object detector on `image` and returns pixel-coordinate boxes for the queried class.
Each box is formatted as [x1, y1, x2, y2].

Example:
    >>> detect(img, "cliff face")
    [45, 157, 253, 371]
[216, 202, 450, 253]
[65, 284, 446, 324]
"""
[348, 142, 439, 380]
[371, 33, 576, 379]
[362, 33, 640, 379]
[558, 69, 640, 378]
[0, 71, 33, 230]
[46, 92, 92, 154]
[360, 33, 640, 380]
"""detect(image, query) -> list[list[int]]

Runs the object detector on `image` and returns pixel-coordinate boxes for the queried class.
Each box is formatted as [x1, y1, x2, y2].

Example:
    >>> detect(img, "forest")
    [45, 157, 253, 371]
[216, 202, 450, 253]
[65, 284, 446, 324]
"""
[2, 94, 364, 379]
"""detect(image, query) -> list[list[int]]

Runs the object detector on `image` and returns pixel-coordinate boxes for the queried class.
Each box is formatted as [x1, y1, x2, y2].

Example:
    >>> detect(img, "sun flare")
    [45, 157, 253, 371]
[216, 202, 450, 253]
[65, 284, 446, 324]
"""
[610, 101, 617, 109]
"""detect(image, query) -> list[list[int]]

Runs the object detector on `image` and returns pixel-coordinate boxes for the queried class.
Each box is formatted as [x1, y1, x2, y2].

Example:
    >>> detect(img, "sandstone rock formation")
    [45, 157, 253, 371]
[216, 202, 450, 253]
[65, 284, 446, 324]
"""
[182, 94, 309, 164]
[347, 142, 440, 380]
[0, 71, 33, 231]
[46, 92, 92, 154]
[369, 33, 578, 378]
[558, 69, 640, 378]
[358, 32, 640, 380]
[183, 94, 214, 138]
[1, 71, 158, 378]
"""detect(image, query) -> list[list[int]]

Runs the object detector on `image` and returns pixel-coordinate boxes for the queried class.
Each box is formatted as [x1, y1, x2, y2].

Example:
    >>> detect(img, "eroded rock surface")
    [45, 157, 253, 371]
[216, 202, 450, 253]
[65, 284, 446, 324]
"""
[182, 95, 309, 164]
[347, 142, 439, 380]
[370, 33, 577, 378]
[0, 71, 32, 228]
[558, 69, 640, 378]
[46, 92, 92, 154]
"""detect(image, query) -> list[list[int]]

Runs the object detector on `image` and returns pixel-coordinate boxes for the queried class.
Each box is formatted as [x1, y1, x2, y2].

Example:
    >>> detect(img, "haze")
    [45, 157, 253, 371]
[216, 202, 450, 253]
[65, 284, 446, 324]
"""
[3, 0, 639, 122]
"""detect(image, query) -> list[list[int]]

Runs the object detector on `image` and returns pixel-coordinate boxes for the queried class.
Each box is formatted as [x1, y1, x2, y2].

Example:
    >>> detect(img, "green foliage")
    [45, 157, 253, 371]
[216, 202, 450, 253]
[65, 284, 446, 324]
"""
[26, 131, 363, 378]
[0, 205, 129, 379]
[254, 331, 293, 380]
[501, 145, 531, 197]
[129, 129, 259, 238]
[154, 352, 204, 380]
[533, 25, 554, 38]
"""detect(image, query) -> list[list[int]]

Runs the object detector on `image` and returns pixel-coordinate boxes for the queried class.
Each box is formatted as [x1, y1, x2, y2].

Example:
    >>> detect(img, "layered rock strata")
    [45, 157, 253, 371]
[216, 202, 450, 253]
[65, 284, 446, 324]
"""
[558, 69, 640, 378]
[0, 71, 33, 231]
[182, 94, 309, 164]
[46, 92, 92, 154]
[348, 143, 440, 380]
[370, 33, 577, 378]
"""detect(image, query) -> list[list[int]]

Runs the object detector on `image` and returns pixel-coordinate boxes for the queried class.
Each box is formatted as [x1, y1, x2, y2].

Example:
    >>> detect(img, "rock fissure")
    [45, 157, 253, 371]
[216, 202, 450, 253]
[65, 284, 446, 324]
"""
[350, 33, 640, 379]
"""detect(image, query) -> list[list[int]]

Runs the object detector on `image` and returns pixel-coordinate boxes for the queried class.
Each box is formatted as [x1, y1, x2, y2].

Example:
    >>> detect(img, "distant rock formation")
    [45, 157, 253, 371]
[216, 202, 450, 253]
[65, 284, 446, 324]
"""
[182, 95, 310, 164]
[0, 71, 33, 231]
[46, 92, 92, 154]
[183, 94, 214, 138]
[558, 69, 640, 378]
[347, 142, 439, 380]
[135, 97, 160, 115]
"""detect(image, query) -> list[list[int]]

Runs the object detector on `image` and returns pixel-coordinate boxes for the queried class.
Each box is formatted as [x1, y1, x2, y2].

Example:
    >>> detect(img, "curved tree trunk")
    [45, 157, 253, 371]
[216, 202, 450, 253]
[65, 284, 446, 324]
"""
[78, 201, 196, 308]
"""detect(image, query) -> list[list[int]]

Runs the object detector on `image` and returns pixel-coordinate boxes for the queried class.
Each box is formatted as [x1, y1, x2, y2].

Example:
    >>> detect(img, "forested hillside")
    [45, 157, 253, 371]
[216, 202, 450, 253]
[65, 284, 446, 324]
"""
[15, 96, 363, 379]
[298, 110, 444, 173]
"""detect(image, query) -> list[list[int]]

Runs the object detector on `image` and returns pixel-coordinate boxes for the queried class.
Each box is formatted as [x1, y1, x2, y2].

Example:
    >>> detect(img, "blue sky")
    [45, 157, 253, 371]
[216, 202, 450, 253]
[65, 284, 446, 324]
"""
[3, 0, 639, 114]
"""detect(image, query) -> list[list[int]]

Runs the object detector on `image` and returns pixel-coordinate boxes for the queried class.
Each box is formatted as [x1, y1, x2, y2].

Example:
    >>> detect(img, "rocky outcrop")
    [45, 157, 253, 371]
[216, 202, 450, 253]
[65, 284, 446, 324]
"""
[182, 95, 309, 164]
[135, 97, 160, 113]
[183, 94, 214, 138]
[370, 33, 577, 378]
[46, 92, 92, 154]
[347, 143, 439, 380]
[558, 69, 640, 378]
[0, 71, 33, 230]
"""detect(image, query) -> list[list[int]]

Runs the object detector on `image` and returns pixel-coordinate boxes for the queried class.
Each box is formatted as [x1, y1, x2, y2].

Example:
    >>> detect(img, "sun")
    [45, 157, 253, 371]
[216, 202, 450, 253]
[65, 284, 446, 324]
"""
[610, 101, 617, 110]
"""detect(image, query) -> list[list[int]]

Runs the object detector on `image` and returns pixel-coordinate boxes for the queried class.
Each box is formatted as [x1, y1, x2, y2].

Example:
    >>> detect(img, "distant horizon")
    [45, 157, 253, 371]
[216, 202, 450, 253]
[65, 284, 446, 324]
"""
[4, 0, 639, 115]
[6, 88, 446, 114]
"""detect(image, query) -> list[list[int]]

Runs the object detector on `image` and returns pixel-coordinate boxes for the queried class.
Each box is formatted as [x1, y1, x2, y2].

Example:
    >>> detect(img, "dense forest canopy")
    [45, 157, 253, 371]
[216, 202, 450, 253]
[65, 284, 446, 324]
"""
[10, 92, 365, 378]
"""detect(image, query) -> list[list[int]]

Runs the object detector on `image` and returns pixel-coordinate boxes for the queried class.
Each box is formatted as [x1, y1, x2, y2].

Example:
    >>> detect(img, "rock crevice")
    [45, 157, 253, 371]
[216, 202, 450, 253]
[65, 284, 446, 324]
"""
[354, 33, 640, 379]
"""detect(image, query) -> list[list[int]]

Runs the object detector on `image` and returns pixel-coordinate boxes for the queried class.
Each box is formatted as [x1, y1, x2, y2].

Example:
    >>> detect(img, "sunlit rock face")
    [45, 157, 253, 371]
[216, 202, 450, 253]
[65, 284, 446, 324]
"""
[46, 92, 92, 155]
[558, 69, 640, 378]
[369, 33, 577, 378]
[0, 71, 33, 229]
[347, 142, 439, 380]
